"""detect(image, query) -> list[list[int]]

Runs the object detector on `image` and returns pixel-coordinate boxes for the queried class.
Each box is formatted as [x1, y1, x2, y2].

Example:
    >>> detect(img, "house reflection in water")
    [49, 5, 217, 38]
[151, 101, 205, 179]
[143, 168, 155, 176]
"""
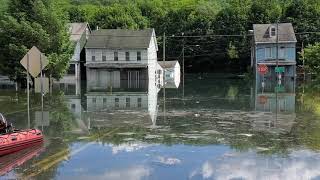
[86, 71, 161, 128]
[253, 78, 296, 133]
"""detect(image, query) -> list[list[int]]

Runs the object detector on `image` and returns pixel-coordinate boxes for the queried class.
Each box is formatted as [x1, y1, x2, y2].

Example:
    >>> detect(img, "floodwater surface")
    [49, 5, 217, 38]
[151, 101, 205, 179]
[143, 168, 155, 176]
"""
[1, 74, 320, 180]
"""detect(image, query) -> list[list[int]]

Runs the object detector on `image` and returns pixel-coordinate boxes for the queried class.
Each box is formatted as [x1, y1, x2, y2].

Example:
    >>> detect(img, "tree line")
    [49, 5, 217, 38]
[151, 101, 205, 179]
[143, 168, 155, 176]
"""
[0, 0, 320, 81]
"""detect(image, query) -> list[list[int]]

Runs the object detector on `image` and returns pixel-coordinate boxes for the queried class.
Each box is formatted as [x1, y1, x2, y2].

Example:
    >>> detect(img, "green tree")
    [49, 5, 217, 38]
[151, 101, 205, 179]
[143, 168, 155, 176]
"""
[303, 43, 320, 77]
[284, 0, 320, 45]
[0, 0, 73, 81]
[91, 3, 149, 30]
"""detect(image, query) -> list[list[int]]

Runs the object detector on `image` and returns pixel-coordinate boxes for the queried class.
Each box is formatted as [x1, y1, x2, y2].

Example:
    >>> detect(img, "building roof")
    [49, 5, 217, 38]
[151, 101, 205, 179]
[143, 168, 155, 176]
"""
[157, 61, 179, 68]
[86, 28, 155, 49]
[253, 23, 297, 44]
[68, 23, 90, 42]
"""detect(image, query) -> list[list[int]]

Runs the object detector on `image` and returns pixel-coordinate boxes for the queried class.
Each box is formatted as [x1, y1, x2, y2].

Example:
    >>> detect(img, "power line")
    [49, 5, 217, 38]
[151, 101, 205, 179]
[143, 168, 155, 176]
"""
[69, 31, 320, 38]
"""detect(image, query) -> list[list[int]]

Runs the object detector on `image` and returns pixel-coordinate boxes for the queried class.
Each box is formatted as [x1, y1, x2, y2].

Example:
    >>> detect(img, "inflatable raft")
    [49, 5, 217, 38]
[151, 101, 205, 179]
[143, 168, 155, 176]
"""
[0, 129, 43, 156]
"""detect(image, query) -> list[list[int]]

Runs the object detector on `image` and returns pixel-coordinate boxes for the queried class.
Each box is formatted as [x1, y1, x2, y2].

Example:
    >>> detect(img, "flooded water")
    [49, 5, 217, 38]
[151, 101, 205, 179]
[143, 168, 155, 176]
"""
[1, 74, 320, 179]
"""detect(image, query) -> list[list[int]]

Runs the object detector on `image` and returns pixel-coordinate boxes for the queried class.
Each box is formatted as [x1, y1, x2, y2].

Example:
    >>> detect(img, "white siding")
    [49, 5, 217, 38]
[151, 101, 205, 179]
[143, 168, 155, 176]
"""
[86, 94, 148, 112]
[86, 49, 148, 63]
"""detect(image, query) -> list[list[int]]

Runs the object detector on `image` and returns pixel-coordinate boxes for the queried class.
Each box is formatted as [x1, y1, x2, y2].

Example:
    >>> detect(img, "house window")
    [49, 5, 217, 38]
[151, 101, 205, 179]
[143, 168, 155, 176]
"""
[137, 98, 142, 108]
[92, 98, 96, 104]
[279, 47, 286, 59]
[115, 98, 119, 108]
[92, 55, 96, 61]
[270, 27, 276, 37]
[67, 64, 75, 75]
[126, 98, 130, 108]
[71, 104, 76, 111]
[114, 52, 118, 61]
[103, 98, 107, 105]
[265, 47, 272, 58]
[137, 51, 141, 61]
[126, 52, 130, 61]
[102, 52, 106, 61]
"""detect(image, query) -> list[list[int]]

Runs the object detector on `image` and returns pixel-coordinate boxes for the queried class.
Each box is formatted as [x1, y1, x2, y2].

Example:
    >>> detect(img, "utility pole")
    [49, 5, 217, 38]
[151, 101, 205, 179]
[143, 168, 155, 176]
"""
[163, 33, 166, 122]
[302, 41, 306, 81]
[276, 22, 279, 80]
[182, 36, 185, 100]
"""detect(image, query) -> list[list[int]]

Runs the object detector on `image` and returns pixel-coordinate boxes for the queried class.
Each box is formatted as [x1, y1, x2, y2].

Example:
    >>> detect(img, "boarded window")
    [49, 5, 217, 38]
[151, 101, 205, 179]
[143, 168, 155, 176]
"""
[137, 98, 142, 108]
[114, 52, 118, 61]
[126, 98, 130, 107]
[102, 52, 106, 61]
[103, 98, 107, 104]
[126, 52, 130, 61]
[115, 98, 119, 108]
[137, 51, 141, 61]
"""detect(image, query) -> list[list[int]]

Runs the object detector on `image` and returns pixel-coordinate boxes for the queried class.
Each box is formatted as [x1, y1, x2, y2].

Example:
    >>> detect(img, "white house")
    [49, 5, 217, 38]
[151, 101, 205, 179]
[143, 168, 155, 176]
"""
[158, 61, 181, 88]
[58, 23, 91, 83]
[85, 28, 162, 90]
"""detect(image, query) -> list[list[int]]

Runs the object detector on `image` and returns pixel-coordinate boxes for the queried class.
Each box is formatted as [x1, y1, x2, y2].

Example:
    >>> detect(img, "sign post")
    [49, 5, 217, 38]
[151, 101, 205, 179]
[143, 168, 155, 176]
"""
[27, 53, 30, 128]
[20, 46, 48, 129]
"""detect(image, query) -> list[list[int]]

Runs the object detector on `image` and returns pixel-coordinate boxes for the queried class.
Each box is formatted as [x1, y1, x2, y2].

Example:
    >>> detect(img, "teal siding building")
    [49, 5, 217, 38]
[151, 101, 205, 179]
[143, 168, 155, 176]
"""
[251, 23, 297, 81]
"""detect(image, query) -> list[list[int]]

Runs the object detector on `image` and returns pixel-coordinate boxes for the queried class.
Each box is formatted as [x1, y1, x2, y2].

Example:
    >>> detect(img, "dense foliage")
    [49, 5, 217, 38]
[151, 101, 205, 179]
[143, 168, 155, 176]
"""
[0, 0, 73, 81]
[0, 0, 320, 78]
[303, 43, 320, 77]
[64, 0, 320, 72]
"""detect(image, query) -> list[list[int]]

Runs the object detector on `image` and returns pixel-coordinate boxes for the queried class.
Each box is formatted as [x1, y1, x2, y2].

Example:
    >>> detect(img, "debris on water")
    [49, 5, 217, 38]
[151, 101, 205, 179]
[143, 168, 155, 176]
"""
[196, 101, 200, 104]
[202, 130, 222, 134]
[256, 147, 270, 151]
[124, 138, 136, 141]
[194, 114, 200, 117]
[77, 136, 90, 140]
[117, 132, 136, 136]
[217, 121, 235, 125]
[145, 134, 162, 139]
[238, 133, 253, 137]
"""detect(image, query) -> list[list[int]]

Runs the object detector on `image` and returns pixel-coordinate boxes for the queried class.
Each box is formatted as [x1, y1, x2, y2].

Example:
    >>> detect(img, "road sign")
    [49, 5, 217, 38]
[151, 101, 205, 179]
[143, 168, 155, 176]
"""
[258, 95, 268, 104]
[258, 64, 268, 75]
[275, 67, 285, 73]
[20, 46, 48, 78]
[35, 77, 49, 94]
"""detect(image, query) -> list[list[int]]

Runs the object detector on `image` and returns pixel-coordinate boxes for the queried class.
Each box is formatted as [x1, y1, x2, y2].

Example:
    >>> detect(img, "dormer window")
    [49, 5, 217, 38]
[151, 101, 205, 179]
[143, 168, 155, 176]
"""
[270, 26, 276, 37]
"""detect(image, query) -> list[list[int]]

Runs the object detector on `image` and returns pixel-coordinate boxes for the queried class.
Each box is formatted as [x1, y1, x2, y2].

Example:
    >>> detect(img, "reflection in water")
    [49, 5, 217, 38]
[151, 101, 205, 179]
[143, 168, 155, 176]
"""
[3, 73, 320, 179]
[85, 68, 161, 129]
[253, 77, 296, 133]
[0, 143, 44, 177]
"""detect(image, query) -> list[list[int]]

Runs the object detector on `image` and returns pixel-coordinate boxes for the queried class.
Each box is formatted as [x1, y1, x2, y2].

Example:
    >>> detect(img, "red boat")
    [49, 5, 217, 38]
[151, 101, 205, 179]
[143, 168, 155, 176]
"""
[0, 129, 43, 156]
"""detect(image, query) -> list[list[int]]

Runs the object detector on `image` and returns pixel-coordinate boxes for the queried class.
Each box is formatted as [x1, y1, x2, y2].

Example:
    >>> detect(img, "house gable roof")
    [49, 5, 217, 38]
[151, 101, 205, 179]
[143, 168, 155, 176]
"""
[68, 23, 91, 42]
[158, 61, 179, 68]
[86, 28, 155, 49]
[253, 23, 297, 44]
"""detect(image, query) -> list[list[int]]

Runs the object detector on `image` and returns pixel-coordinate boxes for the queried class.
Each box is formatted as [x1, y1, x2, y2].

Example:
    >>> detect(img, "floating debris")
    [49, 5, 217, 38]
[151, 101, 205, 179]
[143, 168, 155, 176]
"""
[202, 130, 222, 134]
[194, 114, 200, 117]
[117, 132, 136, 136]
[238, 133, 253, 137]
[77, 136, 90, 140]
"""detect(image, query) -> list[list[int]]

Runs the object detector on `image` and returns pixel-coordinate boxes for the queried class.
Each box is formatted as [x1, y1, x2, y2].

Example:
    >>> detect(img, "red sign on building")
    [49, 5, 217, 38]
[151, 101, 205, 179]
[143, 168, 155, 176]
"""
[258, 64, 268, 75]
